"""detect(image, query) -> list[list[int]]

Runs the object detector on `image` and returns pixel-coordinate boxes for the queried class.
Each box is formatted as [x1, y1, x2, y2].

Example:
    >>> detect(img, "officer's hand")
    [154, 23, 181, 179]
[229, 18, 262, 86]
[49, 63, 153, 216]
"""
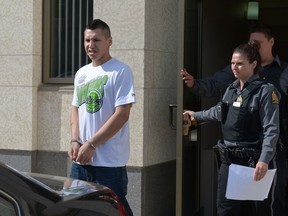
[183, 110, 199, 126]
[183, 110, 195, 121]
[181, 68, 195, 88]
[253, 161, 268, 181]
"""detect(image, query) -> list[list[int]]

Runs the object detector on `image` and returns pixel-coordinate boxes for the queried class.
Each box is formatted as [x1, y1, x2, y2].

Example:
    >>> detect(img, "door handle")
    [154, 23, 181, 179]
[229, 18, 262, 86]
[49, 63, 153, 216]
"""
[183, 113, 191, 136]
[169, 103, 201, 139]
[169, 104, 192, 136]
[169, 104, 177, 130]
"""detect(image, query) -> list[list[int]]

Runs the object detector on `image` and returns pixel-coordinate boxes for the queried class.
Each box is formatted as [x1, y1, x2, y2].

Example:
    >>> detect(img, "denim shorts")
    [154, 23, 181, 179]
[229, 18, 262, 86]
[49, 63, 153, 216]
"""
[70, 163, 133, 215]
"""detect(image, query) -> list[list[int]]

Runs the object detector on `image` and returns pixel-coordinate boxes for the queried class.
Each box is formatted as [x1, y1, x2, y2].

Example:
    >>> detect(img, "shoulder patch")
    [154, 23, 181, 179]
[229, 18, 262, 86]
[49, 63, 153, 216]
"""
[271, 91, 279, 104]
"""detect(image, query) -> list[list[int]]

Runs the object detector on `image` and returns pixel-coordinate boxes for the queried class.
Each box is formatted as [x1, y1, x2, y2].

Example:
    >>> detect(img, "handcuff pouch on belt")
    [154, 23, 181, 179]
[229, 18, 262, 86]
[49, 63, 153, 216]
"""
[217, 140, 261, 167]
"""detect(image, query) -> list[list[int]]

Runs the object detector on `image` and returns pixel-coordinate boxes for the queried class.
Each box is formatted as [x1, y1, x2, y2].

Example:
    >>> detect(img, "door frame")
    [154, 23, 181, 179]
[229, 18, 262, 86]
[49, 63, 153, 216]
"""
[175, 0, 185, 215]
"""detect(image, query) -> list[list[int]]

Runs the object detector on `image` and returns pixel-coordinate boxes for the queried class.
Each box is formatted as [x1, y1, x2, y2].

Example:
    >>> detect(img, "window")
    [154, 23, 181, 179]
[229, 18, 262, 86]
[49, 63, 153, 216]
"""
[0, 192, 20, 216]
[43, 0, 93, 84]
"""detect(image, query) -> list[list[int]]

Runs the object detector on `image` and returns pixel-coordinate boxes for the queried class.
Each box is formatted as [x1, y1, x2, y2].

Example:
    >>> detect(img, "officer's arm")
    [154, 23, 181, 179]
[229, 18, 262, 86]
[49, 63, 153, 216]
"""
[194, 104, 221, 122]
[258, 85, 280, 164]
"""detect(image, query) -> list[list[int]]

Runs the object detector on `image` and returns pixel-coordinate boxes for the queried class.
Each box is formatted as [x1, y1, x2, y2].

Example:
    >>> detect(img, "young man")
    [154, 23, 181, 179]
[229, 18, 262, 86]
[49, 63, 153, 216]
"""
[181, 23, 288, 216]
[68, 19, 136, 216]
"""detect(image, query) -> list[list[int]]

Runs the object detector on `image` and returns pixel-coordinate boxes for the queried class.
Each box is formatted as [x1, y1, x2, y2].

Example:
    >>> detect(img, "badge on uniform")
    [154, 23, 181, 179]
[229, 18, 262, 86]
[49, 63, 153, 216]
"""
[271, 91, 279, 104]
[233, 95, 242, 107]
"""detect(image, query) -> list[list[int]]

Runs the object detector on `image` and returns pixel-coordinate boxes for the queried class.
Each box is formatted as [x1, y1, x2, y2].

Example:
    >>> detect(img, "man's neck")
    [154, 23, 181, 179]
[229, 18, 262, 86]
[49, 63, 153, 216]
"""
[92, 56, 112, 67]
[261, 56, 274, 67]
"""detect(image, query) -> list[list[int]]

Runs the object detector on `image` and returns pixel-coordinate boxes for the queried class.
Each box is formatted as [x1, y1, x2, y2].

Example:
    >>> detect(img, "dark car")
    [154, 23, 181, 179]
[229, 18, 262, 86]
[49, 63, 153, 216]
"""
[0, 162, 128, 216]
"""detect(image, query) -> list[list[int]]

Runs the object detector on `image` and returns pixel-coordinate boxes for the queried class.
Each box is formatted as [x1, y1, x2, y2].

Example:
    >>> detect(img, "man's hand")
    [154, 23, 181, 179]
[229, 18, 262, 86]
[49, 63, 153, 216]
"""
[180, 68, 195, 88]
[75, 142, 95, 164]
[68, 142, 81, 161]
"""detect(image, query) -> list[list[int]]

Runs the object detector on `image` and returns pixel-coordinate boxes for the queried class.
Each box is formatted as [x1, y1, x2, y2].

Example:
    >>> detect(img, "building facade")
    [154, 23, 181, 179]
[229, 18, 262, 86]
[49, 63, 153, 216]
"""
[0, 0, 178, 215]
[1, 0, 288, 215]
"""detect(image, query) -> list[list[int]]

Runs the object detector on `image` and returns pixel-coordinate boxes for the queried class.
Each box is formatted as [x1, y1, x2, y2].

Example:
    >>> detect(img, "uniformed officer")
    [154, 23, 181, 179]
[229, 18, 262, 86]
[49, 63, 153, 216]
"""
[183, 41, 280, 216]
[181, 23, 288, 216]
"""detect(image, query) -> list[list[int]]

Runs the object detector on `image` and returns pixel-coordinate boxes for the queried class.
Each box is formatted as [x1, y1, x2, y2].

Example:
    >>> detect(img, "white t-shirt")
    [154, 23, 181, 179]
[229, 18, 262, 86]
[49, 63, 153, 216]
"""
[72, 58, 136, 167]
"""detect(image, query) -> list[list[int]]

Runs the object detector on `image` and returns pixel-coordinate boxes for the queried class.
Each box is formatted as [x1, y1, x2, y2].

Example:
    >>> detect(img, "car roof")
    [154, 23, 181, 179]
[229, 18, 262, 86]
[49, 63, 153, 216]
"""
[0, 162, 127, 216]
[0, 162, 111, 201]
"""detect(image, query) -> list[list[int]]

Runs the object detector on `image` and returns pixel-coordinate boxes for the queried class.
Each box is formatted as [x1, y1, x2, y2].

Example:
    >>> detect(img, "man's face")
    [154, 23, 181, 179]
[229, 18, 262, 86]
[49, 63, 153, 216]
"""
[84, 28, 112, 66]
[249, 32, 274, 65]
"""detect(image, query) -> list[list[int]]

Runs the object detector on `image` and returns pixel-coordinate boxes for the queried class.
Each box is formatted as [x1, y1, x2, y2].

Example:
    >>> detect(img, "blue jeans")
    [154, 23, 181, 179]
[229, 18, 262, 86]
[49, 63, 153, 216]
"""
[70, 163, 133, 216]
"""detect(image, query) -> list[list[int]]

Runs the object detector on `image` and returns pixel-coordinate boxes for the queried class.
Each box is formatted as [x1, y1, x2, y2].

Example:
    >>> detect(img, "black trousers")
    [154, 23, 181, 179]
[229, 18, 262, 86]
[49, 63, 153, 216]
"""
[217, 158, 275, 216]
[272, 148, 287, 216]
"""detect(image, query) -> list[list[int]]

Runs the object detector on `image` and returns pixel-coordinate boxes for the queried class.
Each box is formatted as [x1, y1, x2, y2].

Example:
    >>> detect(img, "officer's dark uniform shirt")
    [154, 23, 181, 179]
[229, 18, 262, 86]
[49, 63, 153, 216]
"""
[191, 55, 288, 145]
[193, 75, 280, 164]
[259, 56, 288, 144]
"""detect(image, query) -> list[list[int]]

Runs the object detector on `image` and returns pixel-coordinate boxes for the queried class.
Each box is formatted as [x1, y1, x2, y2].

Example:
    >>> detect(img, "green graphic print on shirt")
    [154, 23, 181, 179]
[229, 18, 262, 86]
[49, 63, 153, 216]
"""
[77, 75, 108, 113]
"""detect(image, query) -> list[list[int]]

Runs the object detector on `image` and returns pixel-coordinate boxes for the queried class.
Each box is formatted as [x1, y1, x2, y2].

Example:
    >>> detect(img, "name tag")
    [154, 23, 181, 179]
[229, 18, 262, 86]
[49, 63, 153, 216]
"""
[233, 102, 241, 107]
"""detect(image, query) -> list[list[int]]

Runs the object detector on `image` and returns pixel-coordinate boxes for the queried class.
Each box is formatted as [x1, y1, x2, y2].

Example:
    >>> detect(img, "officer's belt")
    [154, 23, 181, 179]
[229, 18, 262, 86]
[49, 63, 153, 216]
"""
[217, 140, 261, 165]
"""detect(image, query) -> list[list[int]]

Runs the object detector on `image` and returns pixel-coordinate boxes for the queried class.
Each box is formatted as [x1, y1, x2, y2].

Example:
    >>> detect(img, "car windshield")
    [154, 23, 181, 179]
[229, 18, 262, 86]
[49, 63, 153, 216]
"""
[24, 172, 100, 197]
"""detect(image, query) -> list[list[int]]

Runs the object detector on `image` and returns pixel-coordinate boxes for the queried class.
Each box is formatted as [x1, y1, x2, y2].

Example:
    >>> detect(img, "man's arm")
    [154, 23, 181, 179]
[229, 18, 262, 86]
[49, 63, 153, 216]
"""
[280, 65, 288, 95]
[181, 65, 234, 97]
[75, 103, 132, 164]
[88, 103, 132, 146]
[68, 106, 80, 161]
[70, 106, 80, 140]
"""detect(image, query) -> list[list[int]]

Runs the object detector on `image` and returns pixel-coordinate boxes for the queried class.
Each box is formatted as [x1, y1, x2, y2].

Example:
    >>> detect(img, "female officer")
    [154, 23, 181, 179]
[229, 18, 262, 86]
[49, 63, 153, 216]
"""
[183, 41, 280, 216]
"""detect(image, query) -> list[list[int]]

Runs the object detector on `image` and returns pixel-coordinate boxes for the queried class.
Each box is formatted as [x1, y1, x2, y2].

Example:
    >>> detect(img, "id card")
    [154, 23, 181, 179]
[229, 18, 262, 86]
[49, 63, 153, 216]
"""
[233, 102, 241, 107]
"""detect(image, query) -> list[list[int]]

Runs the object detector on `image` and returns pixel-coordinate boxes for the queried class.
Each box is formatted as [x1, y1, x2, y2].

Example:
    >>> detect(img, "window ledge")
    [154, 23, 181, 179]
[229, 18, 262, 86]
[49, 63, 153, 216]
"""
[38, 84, 74, 92]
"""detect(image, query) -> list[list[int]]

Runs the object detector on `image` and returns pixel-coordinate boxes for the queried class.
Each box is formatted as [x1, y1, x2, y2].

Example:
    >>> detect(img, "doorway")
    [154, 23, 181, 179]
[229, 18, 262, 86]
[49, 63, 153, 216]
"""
[177, 0, 249, 215]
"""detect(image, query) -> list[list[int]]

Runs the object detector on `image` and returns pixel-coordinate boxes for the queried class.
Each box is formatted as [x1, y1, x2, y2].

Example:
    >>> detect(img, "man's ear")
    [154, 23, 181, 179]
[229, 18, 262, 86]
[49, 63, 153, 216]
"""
[109, 37, 113, 46]
[270, 37, 274, 46]
[252, 60, 257, 70]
